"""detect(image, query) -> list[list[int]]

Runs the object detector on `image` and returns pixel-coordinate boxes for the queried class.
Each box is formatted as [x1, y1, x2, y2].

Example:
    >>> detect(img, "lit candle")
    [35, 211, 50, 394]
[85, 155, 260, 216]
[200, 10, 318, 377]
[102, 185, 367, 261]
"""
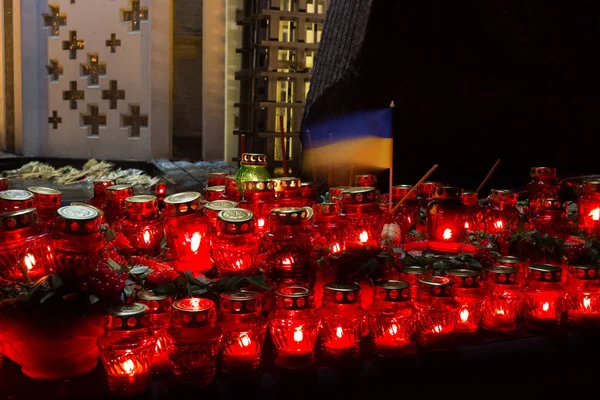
[138, 290, 172, 374]
[578, 180, 600, 237]
[446, 269, 485, 334]
[481, 266, 522, 333]
[426, 186, 467, 253]
[483, 189, 519, 234]
[359, 230, 369, 243]
[122, 195, 164, 256]
[522, 264, 566, 330]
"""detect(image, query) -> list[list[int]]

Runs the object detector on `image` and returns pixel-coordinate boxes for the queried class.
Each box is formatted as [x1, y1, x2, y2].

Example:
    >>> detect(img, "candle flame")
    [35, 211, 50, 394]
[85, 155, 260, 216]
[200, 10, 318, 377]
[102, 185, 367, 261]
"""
[335, 327, 343, 339]
[442, 228, 452, 240]
[542, 302, 550, 312]
[408, 217, 412, 224]
[281, 257, 294, 266]
[388, 324, 399, 335]
[190, 232, 202, 252]
[431, 324, 443, 333]
[189, 298, 200, 308]
[24, 253, 36, 271]
[494, 220, 504, 229]
[590, 208, 600, 221]
[122, 359, 135, 375]
[584, 296, 592, 310]
[331, 243, 341, 254]
[257, 218, 265, 228]
[239, 333, 251, 347]
[459, 308, 470, 323]
[464, 221, 470, 229]
[143, 230, 151, 244]
[293, 327, 303, 343]
[359, 231, 369, 243]
[234, 259, 244, 269]
[496, 308, 505, 316]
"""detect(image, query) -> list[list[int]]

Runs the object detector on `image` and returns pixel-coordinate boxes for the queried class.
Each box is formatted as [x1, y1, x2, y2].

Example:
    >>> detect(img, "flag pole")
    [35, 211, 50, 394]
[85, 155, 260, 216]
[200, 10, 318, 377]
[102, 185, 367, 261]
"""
[388, 101, 395, 213]
[392, 164, 439, 215]
[476, 158, 501, 194]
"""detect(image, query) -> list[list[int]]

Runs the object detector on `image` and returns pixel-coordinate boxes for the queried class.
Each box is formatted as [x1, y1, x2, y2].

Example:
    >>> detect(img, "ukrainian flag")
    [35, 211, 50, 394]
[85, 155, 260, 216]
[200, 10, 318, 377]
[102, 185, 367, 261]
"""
[302, 108, 393, 170]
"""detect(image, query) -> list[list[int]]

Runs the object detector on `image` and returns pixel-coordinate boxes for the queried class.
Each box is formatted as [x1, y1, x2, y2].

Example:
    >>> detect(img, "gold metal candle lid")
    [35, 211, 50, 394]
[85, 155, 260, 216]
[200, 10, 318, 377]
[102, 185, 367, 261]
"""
[341, 187, 378, 205]
[56, 204, 102, 235]
[216, 208, 255, 234]
[93, 179, 114, 193]
[275, 286, 315, 310]
[536, 199, 565, 212]
[495, 256, 525, 266]
[125, 195, 159, 218]
[373, 280, 410, 302]
[531, 167, 557, 179]
[461, 190, 479, 206]
[205, 185, 226, 194]
[207, 172, 228, 184]
[27, 186, 62, 205]
[528, 264, 562, 283]
[446, 269, 481, 288]
[105, 303, 149, 330]
[0, 189, 34, 202]
[432, 186, 463, 200]
[138, 290, 172, 314]
[483, 266, 518, 284]
[240, 153, 268, 166]
[273, 177, 301, 193]
[417, 181, 441, 198]
[569, 264, 600, 280]
[312, 202, 341, 217]
[220, 290, 261, 314]
[489, 189, 518, 205]
[242, 180, 276, 193]
[392, 185, 417, 200]
[172, 297, 217, 328]
[323, 282, 361, 304]
[163, 192, 203, 217]
[0, 208, 40, 231]
[355, 174, 377, 187]
[417, 276, 454, 297]
[205, 199, 238, 212]
[269, 207, 310, 226]
[582, 180, 600, 194]
[402, 265, 430, 275]
[105, 184, 135, 199]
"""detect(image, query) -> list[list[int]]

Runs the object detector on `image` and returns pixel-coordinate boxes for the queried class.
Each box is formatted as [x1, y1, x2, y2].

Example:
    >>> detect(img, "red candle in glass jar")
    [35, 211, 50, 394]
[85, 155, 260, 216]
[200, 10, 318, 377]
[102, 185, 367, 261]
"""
[527, 167, 560, 211]
[263, 207, 313, 282]
[27, 186, 62, 231]
[417, 181, 442, 209]
[105, 184, 135, 229]
[52, 204, 106, 276]
[446, 269, 484, 334]
[413, 276, 458, 350]
[137, 291, 172, 374]
[308, 203, 345, 253]
[339, 187, 385, 251]
[329, 186, 351, 204]
[269, 286, 321, 369]
[207, 172, 228, 187]
[391, 185, 420, 236]
[0, 177, 9, 191]
[163, 192, 212, 274]
[483, 189, 519, 234]
[529, 199, 571, 240]
[300, 182, 319, 207]
[220, 175, 241, 201]
[426, 186, 467, 253]
[355, 174, 377, 188]
[0, 208, 55, 282]
[577, 180, 600, 237]
[204, 200, 238, 236]
[461, 190, 483, 232]
[522, 264, 566, 330]
[204, 186, 225, 202]
[210, 208, 262, 276]
[238, 180, 279, 237]
[399, 265, 431, 300]
[367, 280, 415, 357]
[0, 190, 35, 212]
[166, 298, 221, 388]
[567, 264, 600, 328]
[219, 290, 267, 373]
[318, 282, 367, 359]
[97, 303, 156, 396]
[122, 195, 164, 256]
[89, 180, 115, 210]
[273, 177, 304, 208]
[495, 255, 528, 285]
[481, 266, 522, 332]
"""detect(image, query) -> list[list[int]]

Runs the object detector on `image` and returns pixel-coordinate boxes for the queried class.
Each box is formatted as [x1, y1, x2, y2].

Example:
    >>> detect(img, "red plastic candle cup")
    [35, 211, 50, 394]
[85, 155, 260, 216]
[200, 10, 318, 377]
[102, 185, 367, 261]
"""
[399, 266, 431, 300]
[367, 280, 415, 357]
[273, 177, 304, 208]
[166, 298, 221, 388]
[220, 175, 241, 201]
[27, 186, 62, 231]
[522, 264, 567, 330]
[318, 282, 367, 359]
[218, 291, 267, 373]
[138, 291, 173, 374]
[308, 203, 345, 253]
[446, 269, 484, 334]
[416, 181, 442, 209]
[105, 184, 135, 229]
[0, 190, 35, 212]
[122, 195, 164, 256]
[163, 192, 212, 274]
[355, 174, 377, 188]
[204, 200, 239, 236]
[52, 204, 105, 276]
[207, 172, 228, 187]
[89, 180, 115, 210]
[481, 266, 522, 333]
[567, 264, 600, 328]
[527, 167, 560, 211]
[269, 286, 321, 369]
[529, 199, 571, 240]
[426, 186, 467, 253]
[483, 189, 519, 234]
[97, 304, 156, 397]
[329, 186, 351, 204]
[300, 182, 319, 207]
[238, 180, 279, 237]
[0, 177, 9, 192]
[210, 208, 261, 276]
[0, 208, 55, 282]
[391, 185, 419, 236]
[461, 190, 483, 232]
[339, 187, 385, 251]
[204, 186, 225, 202]
[413, 276, 458, 351]
[495, 256, 528, 286]
[578, 180, 600, 237]
[263, 207, 313, 283]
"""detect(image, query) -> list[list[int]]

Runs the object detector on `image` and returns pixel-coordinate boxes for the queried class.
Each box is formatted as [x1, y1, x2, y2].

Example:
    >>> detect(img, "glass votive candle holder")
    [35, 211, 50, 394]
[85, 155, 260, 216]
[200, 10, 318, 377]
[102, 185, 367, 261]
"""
[97, 303, 156, 397]
[0, 177, 9, 191]
[300, 182, 319, 207]
[391, 185, 420, 236]
[367, 280, 415, 357]
[446, 269, 484, 334]
[462, 190, 483, 232]
[0, 190, 35, 212]
[138, 290, 173, 374]
[426, 186, 467, 253]
[27, 186, 62, 231]
[269, 286, 321, 369]
[308, 203, 345, 253]
[495, 256, 528, 285]
[235, 153, 271, 196]
[166, 298, 222, 388]
[522, 264, 567, 330]
[413, 276, 458, 351]
[122, 195, 164, 256]
[483, 189, 519, 234]
[237, 180, 279, 237]
[339, 187, 385, 251]
[529, 199, 572, 240]
[318, 282, 367, 359]
[273, 177, 304, 208]
[567, 264, 600, 328]
[204, 186, 225, 202]
[527, 167, 560, 211]
[329, 186, 351, 204]
[89, 180, 115, 210]
[220, 175, 241, 201]
[355, 174, 377, 187]
[207, 172, 228, 187]
[400, 265, 431, 300]
[416, 181, 442, 209]
[481, 266, 522, 333]
[204, 200, 238, 236]
[105, 184, 135, 229]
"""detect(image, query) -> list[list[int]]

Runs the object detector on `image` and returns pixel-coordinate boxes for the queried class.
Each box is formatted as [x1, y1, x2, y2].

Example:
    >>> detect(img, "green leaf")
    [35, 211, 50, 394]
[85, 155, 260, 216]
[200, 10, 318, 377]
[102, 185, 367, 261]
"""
[89, 294, 101, 304]
[105, 228, 117, 242]
[130, 265, 149, 275]
[125, 280, 135, 286]
[123, 285, 134, 298]
[153, 283, 177, 296]
[107, 258, 122, 272]
[40, 292, 54, 303]
[246, 276, 272, 291]
[51, 274, 64, 290]
[190, 287, 208, 296]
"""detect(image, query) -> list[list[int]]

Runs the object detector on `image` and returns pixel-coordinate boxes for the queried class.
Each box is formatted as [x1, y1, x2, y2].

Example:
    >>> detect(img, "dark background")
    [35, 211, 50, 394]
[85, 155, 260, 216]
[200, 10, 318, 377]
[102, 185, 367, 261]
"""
[304, 0, 600, 192]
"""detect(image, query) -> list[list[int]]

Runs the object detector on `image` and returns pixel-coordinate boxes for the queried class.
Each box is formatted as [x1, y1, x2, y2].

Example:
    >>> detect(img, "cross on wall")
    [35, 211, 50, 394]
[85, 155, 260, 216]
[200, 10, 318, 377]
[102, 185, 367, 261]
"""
[63, 81, 85, 110]
[102, 81, 125, 110]
[45, 59, 63, 82]
[48, 111, 62, 129]
[122, 0, 149, 32]
[122, 105, 148, 138]
[82, 105, 107, 137]
[62, 31, 85, 60]
[81, 54, 107, 87]
[42, 5, 67, 37]
[105, 33, 122, 53]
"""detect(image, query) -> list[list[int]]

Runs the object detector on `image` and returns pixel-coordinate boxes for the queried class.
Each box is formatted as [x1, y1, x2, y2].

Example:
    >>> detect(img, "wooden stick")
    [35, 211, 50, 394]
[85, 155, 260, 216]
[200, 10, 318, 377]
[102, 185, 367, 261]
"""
[476, 158, 501, 194]
[279, 113, 288, 177]
[240, 134, 246, 157]
[349, 164, 355, 186]
[391, 164, 439, 215]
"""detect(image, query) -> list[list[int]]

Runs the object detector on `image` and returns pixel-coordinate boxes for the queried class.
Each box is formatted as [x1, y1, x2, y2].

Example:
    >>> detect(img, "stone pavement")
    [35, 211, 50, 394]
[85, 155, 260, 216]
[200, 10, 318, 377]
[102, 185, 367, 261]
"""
[152, 160, 237, 193]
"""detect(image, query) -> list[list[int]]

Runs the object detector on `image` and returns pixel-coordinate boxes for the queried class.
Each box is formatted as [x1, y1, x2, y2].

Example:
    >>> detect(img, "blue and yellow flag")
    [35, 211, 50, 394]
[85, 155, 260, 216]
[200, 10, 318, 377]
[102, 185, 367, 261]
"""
[302, 108, 393, 170]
